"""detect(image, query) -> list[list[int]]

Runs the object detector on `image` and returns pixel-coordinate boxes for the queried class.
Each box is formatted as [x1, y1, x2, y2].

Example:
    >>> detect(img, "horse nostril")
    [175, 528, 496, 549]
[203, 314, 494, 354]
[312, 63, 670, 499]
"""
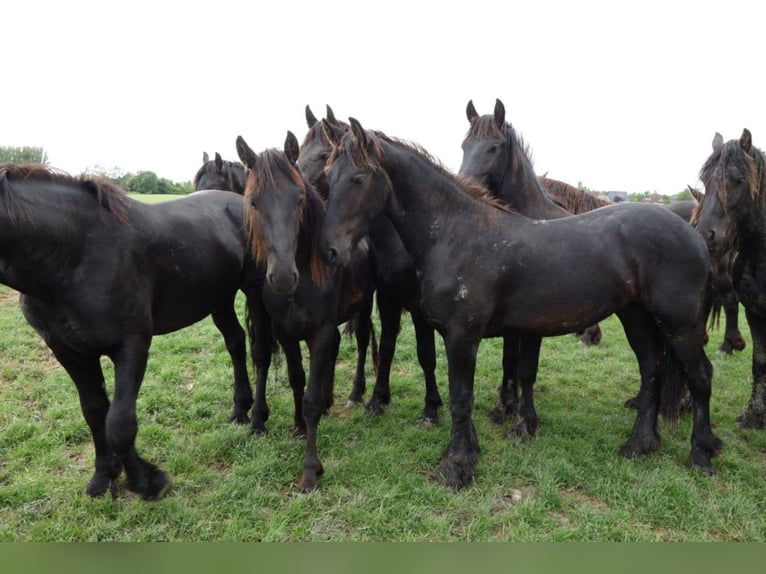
[708, 229, 716, 242]
[326, 246, 338, 264]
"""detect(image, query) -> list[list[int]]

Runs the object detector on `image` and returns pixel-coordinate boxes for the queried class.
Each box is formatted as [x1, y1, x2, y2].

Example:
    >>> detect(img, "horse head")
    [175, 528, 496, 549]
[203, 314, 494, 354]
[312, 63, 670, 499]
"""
[237, 132, 307, 296]
[321, 117, 390, 267]
[696, 129, 765, 254]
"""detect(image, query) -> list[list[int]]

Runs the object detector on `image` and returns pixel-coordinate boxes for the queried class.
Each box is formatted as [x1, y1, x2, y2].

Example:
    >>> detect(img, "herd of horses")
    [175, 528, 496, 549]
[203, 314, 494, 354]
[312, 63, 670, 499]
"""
[0, 99, 763, 500]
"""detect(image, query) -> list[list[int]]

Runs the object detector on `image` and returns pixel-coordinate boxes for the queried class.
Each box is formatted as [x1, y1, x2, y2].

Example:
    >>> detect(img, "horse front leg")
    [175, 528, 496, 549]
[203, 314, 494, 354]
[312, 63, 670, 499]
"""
[211, 298, 253, 424]
[433, 329, 481, 490]
[248, 300, 273, 435]
[108, 335, 172, 501]
[411, 309, 441, 424]
[712, 268, 745, 354]
[347, 297, 374, 407]
[50, 348, 122, 498]
[296, 324, 337, 492]
[365, 290, 400, 415]
[738, 309, 766, 428]
[280, 337, 307, 437]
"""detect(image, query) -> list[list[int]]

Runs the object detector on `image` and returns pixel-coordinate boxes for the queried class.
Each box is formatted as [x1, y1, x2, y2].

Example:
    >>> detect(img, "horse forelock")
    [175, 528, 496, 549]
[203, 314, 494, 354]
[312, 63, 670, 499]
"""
[699, 139, 766, 209]
[244, 149, 327, 287]
[0, 163, 128, 222]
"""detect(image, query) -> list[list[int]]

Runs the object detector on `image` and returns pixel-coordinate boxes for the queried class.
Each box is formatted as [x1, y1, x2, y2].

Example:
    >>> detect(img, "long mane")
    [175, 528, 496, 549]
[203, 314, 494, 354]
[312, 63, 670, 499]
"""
[541, 176, 611, 213]
[0, 163, 129, 223]
[328, 128, 515, 214]
[243, 149, 327, 286]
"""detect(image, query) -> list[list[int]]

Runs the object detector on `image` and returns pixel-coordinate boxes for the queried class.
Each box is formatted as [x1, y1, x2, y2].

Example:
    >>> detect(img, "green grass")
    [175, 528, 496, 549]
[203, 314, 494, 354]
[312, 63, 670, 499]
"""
[0, 284, 764, 541]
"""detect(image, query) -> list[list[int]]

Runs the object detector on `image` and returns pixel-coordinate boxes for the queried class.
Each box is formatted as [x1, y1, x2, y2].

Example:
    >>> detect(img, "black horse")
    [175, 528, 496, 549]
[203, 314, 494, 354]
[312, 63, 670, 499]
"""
[193, 151, 247, 194]
[236, 132, 375, 491]
[696, 129, 766, 427]
[459, 99, 603, 430]
[667, 190, 745, 356]
[320, 118, 721, 489]
[0, 164, 260, 500]
[299, 105, 442, 422]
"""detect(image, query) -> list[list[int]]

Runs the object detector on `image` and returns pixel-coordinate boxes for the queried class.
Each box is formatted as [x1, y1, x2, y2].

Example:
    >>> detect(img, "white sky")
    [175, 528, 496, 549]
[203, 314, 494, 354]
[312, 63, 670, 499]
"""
[2, 0, 765, 194]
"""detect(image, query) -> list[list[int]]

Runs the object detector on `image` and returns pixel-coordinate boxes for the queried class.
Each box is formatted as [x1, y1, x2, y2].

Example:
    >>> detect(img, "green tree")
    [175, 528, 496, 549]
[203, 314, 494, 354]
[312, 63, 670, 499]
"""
[0, 145, 48, 164]
[672, 187, 694, 202]
[125, 171, 161, 194]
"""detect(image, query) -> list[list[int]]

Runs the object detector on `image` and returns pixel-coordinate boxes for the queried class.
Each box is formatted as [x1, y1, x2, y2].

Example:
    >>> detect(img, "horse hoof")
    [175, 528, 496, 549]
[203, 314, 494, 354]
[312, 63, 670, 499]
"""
[417, 416, 436, 428]
[489, 405, 510, 425]
[431, 461, 474, 491]
[85, 476, 113, 498]
[737, 409, 766, 429]
[228, 411, 250, 425]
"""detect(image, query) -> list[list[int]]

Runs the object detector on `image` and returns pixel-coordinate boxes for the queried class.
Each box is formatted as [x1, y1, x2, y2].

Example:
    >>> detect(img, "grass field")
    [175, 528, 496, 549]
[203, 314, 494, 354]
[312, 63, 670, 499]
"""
[0, 284, 764, 541]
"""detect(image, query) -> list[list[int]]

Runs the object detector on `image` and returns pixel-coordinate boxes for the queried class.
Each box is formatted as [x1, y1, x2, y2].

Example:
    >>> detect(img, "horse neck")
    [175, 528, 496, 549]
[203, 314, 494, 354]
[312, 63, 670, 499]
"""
[496, 148, 569, 219]
[0, 183, 92, 296]
[380, 144, 512, 265]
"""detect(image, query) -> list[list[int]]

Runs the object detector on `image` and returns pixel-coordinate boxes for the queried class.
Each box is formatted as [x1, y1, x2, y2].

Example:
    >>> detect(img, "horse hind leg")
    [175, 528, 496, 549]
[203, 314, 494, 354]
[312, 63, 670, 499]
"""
[507, 335, 542, 440]
[212, 300, 253, 424]
[490, 335, 520, 425]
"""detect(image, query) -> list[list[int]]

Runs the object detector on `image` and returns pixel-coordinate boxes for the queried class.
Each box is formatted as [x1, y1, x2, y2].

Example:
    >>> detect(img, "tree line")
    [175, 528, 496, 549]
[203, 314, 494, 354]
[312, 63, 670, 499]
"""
[2, 145, 694, 201]
[0, 145, 193, 195]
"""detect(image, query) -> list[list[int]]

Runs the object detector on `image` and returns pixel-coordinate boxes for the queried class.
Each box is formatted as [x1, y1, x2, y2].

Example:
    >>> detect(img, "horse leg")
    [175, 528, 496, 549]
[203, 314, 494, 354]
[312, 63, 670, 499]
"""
[616, 306, 663, 459]
[411, 309, 442, 424]
[713, 269, 745, 354]
[738, 308, 766, 429]
[248, 298, 273, 435]
[280, 337, 307, 437]
[577, 323, 603, 346]
[365, 290, 400, 416]
[211, 298, 253, 424]
[664, 331, 720, 473]
[508, 335, 542, 440]
[432, 329, 481, 490]
[108, 335, 171, 500]
[296, 324, 337, 492]
[50, 348, 122, 498]
[490, 335, 519, 424]
[347, 296, 374, 407]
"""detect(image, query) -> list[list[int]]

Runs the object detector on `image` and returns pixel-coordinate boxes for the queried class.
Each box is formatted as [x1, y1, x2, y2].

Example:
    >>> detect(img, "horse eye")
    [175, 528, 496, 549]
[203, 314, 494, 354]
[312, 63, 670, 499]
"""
[319, 152, 329, 161]
[352, 174, 366, 185]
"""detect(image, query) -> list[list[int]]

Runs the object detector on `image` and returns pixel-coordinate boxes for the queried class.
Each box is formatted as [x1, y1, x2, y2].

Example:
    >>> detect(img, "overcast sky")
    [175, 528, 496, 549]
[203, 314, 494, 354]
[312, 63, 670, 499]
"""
[3, 0, 765, 194]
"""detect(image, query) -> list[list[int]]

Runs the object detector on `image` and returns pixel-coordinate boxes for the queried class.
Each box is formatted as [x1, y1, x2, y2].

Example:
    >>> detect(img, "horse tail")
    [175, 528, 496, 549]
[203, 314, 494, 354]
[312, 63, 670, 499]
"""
[658, 338, 688, 424]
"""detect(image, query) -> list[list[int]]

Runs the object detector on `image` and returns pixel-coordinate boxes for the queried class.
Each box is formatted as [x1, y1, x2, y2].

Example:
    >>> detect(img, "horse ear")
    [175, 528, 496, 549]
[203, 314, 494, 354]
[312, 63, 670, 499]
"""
[305, 105, 318, 128]
[203, 151, 209, 163]
[349, 117, 368, 148]
[466, 100, 478, 124]
[285, 131, 300, 164]
[740, 128, 752, 152]
[688, 185, 703, 203]
[326, 105, 338, 126]
[214, 152, 223, 170]
[494, 98, 506, 127]
[712, 132, 724, 152]
[236, 135, 257, 169]
[321, 118, 341, 146]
